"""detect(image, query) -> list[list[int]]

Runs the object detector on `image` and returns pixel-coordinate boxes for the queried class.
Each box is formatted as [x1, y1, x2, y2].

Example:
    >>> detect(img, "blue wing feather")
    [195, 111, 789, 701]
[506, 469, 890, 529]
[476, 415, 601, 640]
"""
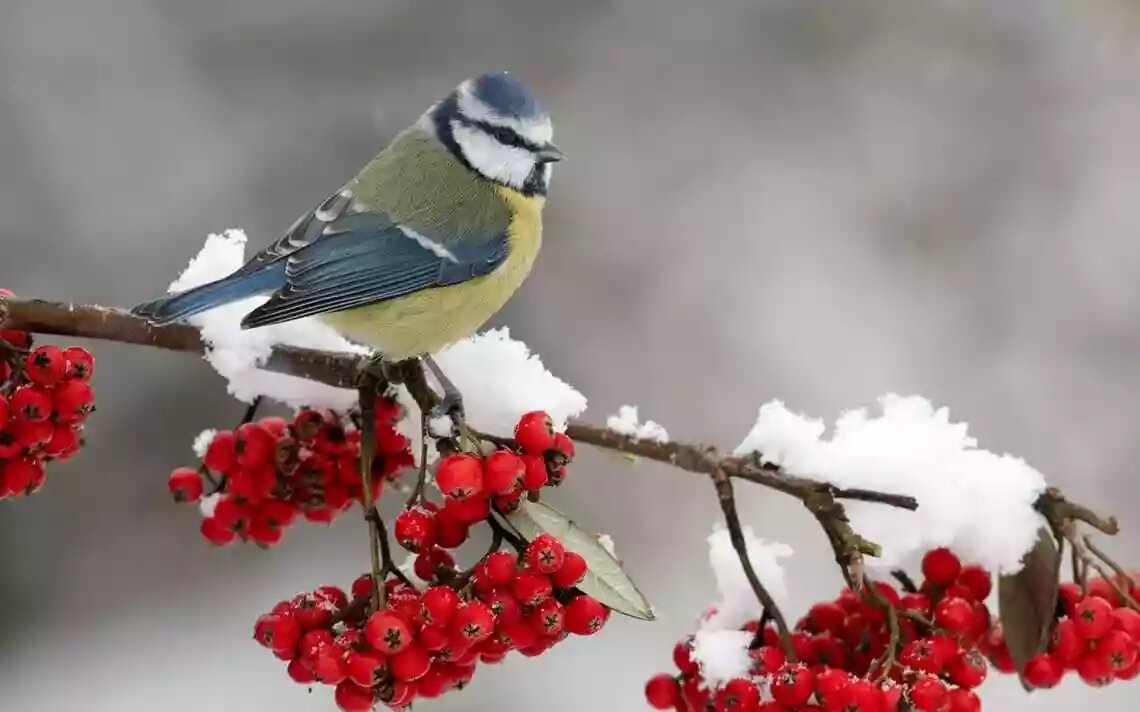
[239, 213, 508, 329]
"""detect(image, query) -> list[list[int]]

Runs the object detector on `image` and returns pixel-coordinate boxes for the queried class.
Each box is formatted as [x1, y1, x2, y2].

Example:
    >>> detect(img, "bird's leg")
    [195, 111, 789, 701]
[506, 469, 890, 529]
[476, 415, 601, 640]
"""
[423, 355, 470, 443]
[355, 352, 400, 387]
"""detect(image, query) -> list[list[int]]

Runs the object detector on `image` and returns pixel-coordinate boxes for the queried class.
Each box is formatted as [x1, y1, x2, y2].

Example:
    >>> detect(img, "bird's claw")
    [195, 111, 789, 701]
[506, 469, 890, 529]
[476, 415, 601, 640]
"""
[428, 394, 467, 442]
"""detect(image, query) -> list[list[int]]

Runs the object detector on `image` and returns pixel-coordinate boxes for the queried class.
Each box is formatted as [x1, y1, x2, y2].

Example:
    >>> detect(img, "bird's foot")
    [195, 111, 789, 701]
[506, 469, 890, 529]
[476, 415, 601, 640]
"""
[355, 353, 401, 389]
[427, 391, 468, 443]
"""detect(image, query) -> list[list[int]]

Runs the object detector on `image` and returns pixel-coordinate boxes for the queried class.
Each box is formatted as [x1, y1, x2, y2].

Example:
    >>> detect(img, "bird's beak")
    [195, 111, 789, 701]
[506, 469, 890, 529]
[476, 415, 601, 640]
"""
[536, 142, 565, 163]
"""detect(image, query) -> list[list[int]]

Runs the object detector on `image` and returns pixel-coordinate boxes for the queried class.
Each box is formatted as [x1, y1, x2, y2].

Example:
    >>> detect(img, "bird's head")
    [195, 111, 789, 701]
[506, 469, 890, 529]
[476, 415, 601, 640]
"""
[425, 72, 563, 196]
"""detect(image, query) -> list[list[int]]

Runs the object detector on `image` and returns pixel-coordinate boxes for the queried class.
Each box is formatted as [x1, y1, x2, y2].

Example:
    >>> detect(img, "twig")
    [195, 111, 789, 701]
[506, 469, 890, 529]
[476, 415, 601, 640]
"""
[373, 512, 415, 589]
[1037, 488, 1119, 535]
[406, 409, 430, 508]
[1081, 536, 1140, 613]
[710, 464, 796, 661]
[862, 575, 901, 682]
[891, 570, 918, 594]
[358, 382, 385, 611]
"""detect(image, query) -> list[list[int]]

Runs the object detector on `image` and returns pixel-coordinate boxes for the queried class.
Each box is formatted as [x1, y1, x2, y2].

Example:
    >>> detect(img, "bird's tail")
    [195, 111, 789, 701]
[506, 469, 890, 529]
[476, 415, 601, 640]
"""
[131, 269, 279, 325]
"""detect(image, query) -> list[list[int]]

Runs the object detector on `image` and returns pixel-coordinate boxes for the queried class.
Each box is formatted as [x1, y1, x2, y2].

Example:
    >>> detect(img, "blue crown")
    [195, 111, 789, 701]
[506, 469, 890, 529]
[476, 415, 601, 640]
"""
[469, 72, 547, 120]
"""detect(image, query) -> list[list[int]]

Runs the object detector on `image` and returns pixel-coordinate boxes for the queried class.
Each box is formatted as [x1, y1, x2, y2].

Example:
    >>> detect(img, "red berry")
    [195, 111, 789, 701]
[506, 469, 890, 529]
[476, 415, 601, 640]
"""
[908, 675, 947, 712]
[345, 650, 387, 688]
[1100, 629, 1138, 672]
[1023, 653, 1063, 688]
[499, 617, 540, 650]
[452, 600, 495, 643]
[433, 508, 469, 549]
[947, 650, 987, 689]
[0, 396, 8, 429]
[385, 680, 416, 707]
[1087, 577, 1118, 605]
[25, 345, 67, 386]
[62, 346, 94, 381]
[934, 596, 975, 635]
[957, 564, 992, 600]
[514, 411, 555, 454]
[365, 610, 413, 654]
[806, 602, 846, 635]
[267, 614, 302, 657]
[520, 453, 548, 490]
[482, 589, 521, 626]
[1113, 608, 1140, 638]
[645, 674, 681, 710]
[673, 637, 698, 675]
[413, 547, 455, 582]
[43, 424, 80, 459]
[335, 681, 375, 712]
[1051, 617, 1082, 667]
[394, 507, 437, 553]
[435, 453, 484, 500]
[420, 586, 460, 628]
[551, 432, 575, 461]
[483, 450, 525, 495]
[530, 599, 566, 637]
[168, 467, 203, 502]
[52, 379, 94, 421]
[14, 418, 52, 449]
[525, 533, 567, 574]
[287, 657, 316, 684]
[749, 645, 785, 675]
[200, 516, 236, 545]
[443, 493, 490, 524]
[946, 688, 981, 712]
[900, 638, 946, 674]
[922, 547, 962, 585]
[564, 594, 608, 635]
[715, 678, 760, 711]
[1058, 582, 1083, 616]
[551, 551, 588, 588]
[483, 551, 519, 587]
[513, 570, 553, 607]
[770, 663, 814, 707]
[10, 385, 52, 423]
[234, 422, 275, 468]
[1074, 596, 1115, 639]
[1, 458, 43, 496]
[388, 642, 431, 682]
[203, 430, 237, 473]
[1118, 655, 1140, 681]
[1077, 648, 1114, 686]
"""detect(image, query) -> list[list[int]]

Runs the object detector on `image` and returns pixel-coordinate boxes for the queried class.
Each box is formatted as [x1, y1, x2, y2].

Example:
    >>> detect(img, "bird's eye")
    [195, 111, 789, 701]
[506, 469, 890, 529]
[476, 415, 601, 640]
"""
[490, 125, 517, 144]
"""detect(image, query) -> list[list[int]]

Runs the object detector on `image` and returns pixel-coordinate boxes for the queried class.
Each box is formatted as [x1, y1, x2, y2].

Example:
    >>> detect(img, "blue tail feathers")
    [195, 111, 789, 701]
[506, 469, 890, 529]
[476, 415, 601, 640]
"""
[131, 268, 281, 325]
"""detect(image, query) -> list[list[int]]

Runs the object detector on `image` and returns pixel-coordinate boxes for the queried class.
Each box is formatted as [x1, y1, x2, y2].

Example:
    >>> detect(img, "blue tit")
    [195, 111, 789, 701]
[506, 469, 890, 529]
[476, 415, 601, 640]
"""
[132, 71, 563, 363]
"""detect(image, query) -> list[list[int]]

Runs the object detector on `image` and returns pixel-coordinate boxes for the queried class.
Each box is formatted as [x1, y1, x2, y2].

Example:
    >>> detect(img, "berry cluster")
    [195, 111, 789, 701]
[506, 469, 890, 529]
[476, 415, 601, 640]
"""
[392, 410, 574, 570]
[983, 572, 1140, 688]
[168, 396, 413, 546]
[255, 545, 607, 709]
[0, 290, 95, 499]
[646, 547, 993, 711]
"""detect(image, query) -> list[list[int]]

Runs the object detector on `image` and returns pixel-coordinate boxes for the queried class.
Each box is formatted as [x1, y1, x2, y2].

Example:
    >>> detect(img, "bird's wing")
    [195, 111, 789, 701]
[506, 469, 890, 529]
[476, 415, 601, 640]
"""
[227, 189, 360, 280]
[239, 211, 508, 329]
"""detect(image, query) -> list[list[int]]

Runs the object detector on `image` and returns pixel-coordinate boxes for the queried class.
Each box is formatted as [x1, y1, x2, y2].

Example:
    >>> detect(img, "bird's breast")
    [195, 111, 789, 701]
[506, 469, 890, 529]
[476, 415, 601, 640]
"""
[320, 187, 544, 359]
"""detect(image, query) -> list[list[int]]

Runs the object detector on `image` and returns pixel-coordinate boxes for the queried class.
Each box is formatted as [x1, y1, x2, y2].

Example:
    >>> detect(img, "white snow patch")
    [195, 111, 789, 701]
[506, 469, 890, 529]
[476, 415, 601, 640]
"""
[734, 394, 1047, 572]
[605, 405, 669, 443]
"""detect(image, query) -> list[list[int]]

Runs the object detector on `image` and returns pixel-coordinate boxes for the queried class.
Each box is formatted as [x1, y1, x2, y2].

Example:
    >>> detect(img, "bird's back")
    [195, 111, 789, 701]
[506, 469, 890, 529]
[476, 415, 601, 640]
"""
[320, 126, 545, 358]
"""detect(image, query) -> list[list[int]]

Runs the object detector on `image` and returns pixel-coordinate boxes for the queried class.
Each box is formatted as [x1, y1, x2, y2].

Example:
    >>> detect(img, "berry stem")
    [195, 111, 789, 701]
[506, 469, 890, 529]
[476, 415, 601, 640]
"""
[405, 408, 429, 509]
[1080, 534, 1140, 613]
[891, 569, 919, 593]
[357, 380, 385, 612]
[709, 464, 797, 661]
[862, 574, 901, 681]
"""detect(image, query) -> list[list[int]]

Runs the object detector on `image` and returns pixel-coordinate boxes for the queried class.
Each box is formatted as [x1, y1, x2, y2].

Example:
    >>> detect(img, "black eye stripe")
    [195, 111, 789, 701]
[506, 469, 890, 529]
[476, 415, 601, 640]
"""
[458, 116, 542, 152]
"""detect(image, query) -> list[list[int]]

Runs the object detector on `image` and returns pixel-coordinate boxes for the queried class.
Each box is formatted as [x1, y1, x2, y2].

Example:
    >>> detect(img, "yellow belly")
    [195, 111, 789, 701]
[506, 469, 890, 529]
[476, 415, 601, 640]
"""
[320, 187, 543, 360]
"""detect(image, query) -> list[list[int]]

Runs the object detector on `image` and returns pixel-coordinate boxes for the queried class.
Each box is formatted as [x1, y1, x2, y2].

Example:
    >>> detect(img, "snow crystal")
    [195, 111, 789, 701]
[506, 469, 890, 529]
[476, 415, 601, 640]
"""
[198, 493, 221, 519]
[191, 429, 217, 458]
[169, 230, 366, 410]
[691, 629, 753, 687]
[605, 405, 669, 443]
[167, 232, 588, 432]
[419, 328, 587, 435]
[692, 526, 793, 687]
[596, 533, 618, 559]
[733, 394, 1047, 573]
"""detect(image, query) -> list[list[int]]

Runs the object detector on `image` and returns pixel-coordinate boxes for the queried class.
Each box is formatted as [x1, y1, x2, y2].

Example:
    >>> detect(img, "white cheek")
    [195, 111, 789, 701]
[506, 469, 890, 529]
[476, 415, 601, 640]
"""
[452, 122, 536, 190]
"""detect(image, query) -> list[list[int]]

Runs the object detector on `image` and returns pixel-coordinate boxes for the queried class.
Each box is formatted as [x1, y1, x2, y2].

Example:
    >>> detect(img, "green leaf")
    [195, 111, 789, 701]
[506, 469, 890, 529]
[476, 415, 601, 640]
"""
[504, 500, 656, 621]
[998, 525, 1062, 690]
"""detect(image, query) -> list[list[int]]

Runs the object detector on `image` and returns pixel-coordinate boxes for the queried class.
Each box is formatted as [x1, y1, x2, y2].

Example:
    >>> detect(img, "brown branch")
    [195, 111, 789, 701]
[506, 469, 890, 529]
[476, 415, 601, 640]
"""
[710, 465, 797, 661]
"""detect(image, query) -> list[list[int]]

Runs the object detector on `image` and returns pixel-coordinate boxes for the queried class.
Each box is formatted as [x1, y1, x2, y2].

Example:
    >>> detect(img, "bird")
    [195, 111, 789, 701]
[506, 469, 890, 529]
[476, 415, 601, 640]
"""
[132, 71, 562, 412]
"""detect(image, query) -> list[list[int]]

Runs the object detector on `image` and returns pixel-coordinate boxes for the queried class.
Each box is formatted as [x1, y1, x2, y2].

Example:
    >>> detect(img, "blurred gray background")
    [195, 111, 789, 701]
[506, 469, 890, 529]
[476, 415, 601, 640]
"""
[3, 0, 1140, 709]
